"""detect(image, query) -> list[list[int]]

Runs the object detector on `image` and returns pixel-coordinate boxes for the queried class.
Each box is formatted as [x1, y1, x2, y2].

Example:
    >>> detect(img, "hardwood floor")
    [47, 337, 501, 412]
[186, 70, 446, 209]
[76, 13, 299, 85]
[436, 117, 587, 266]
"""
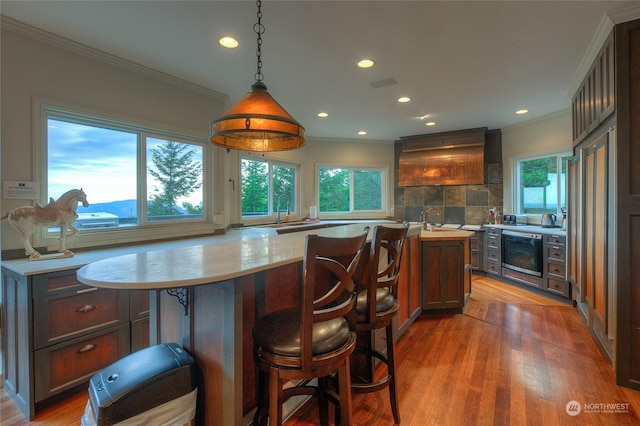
[2, 275, 639, 425]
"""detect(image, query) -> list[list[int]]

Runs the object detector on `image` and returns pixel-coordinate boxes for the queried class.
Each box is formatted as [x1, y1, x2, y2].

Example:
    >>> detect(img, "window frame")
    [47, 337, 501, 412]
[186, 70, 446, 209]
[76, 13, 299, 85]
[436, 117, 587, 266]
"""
[512, 150, 571, 217]
[33, 99, 215, 251]
[315, 163, 388, 218]
[239, 154, 301, 224]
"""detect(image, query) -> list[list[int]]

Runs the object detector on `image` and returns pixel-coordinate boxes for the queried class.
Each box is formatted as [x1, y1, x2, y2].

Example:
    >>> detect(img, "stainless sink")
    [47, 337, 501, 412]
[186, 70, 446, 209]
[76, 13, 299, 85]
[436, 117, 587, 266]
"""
[264, 221, 309, 228]
[252, 220, 329, 234]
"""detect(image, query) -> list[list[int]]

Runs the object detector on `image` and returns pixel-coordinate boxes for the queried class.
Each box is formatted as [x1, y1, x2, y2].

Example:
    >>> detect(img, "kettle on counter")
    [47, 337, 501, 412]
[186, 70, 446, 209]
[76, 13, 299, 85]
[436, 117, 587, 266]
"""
[541, 213, 557, 228]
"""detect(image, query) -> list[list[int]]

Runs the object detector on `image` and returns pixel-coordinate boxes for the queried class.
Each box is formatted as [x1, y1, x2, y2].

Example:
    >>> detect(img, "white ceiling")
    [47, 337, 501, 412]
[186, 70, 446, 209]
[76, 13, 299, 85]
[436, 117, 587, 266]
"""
[2, 0, 638, 142]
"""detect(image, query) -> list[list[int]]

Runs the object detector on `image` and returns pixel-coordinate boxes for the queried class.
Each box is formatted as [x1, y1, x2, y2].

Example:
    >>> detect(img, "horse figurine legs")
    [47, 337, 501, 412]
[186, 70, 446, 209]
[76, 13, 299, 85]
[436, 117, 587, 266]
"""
[58, 221, 79, 256]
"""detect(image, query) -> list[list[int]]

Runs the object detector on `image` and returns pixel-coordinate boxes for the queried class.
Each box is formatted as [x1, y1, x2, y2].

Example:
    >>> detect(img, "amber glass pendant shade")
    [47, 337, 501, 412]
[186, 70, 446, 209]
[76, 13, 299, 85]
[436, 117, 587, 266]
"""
[210, 82, 305, 152]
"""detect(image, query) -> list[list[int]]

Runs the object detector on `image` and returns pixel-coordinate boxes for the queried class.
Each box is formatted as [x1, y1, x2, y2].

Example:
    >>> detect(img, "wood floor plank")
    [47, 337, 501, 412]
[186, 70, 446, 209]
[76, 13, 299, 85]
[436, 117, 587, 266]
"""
[1, 275, 639, 425]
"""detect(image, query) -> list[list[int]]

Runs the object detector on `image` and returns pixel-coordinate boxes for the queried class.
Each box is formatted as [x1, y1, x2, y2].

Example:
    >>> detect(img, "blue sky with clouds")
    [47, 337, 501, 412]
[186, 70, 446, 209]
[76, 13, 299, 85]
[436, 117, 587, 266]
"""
[48, 119, 202, 209]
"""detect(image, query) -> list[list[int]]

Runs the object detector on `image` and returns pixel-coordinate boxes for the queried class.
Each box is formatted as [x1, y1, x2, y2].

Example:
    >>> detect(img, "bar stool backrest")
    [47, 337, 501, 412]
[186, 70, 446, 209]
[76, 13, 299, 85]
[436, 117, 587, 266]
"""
[361, 224, 409, 322]
[300, 228, 369, 368]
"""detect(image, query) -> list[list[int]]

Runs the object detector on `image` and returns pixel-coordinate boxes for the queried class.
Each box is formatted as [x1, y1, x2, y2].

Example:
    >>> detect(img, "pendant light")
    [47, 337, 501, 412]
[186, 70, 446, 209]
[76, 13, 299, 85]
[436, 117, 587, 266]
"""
[210, 0, 305, 152]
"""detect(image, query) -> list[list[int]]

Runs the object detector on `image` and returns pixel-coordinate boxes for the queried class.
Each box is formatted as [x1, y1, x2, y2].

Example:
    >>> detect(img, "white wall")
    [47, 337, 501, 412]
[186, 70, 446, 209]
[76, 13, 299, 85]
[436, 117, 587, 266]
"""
[501, 109, 573, 214]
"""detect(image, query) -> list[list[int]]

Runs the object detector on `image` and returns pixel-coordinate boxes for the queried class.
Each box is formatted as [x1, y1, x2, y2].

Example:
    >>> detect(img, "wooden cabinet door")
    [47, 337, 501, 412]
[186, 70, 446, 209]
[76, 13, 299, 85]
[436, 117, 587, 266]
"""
[421, 240, 464, 310]
[581, 130, 611, 354]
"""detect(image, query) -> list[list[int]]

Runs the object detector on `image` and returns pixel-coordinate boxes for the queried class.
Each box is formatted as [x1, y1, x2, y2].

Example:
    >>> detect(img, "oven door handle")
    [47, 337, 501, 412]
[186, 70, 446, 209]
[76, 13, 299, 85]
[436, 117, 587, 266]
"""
[502, 230, 542, 239]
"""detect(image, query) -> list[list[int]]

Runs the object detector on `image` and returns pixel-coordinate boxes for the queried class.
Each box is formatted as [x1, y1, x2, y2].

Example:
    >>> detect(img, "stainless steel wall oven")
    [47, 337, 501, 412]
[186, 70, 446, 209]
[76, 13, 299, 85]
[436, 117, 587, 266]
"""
[501, 230, 543, 277]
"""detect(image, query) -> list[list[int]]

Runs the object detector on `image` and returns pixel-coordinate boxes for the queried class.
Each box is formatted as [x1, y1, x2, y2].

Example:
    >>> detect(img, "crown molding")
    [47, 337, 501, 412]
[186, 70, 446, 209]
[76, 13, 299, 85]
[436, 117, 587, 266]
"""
[0, 15, 228, 102]
[566, 4, 640, 99]
[608, 3, 640, 24]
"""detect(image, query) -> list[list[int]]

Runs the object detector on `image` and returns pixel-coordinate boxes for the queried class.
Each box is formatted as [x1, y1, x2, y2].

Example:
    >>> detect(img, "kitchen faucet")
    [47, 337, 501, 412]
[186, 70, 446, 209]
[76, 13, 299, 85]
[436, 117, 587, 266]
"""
[423, 207, 441, 228]
[276, 193, 289, 224]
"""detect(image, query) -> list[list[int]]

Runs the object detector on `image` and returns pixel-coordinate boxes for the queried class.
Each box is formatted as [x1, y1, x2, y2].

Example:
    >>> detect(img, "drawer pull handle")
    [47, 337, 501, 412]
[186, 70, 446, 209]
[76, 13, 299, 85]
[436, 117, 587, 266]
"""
[77, 287, 98, 294]
[552, 246, 561, 250]
[77, 304, 96, 313]
[78, 344, 96, 353]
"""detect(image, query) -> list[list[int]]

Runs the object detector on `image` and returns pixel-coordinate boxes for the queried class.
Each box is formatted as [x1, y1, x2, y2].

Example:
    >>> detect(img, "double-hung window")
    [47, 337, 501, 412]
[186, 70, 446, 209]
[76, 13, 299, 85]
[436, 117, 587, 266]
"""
[514, 152, 571, 215]
[240, 156, 299, 221]
[317, 166, 386, 216]
[38, 102, 208, 248]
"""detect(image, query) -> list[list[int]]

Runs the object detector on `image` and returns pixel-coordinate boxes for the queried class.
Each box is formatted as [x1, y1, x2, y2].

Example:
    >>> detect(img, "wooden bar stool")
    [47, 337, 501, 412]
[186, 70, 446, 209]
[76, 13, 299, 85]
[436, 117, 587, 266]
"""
[252, 228, 369, 426]
[348, 224, 408, 424]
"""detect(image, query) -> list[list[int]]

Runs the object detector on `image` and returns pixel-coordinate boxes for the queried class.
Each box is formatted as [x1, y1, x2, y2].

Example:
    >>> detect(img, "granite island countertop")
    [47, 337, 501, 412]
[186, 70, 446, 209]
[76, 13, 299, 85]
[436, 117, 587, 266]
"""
[0, 220, 399, 277]
[71, 221, 416, 290]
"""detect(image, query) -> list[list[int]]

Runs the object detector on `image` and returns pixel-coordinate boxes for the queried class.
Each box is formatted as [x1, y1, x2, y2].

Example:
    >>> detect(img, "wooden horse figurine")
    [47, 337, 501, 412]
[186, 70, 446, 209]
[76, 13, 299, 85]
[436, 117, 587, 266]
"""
[1, 188, 89, 260]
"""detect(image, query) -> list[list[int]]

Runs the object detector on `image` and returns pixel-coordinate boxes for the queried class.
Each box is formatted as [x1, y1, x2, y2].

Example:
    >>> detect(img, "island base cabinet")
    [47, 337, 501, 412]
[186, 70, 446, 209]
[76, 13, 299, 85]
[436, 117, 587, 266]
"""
[421, 239, 470, 312]
[1, 266, 149, 420]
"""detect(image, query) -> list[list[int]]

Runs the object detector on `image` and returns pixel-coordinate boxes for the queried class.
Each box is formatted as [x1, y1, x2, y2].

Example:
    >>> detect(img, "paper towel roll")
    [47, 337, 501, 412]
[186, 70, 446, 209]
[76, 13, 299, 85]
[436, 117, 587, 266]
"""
[309, 206, 317, 219]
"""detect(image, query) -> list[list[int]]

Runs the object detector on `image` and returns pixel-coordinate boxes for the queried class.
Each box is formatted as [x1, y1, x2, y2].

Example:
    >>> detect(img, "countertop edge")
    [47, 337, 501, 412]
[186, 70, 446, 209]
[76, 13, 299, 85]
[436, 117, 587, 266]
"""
[5, 221, 419, 290]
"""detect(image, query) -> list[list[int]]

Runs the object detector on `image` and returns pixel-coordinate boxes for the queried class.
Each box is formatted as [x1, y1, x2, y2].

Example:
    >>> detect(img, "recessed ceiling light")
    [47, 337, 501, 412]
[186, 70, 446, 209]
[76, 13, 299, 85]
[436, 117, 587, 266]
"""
[357, 59, 374, 68]
[358, 131, 367, 136]
[317, 112, 329, 118]
[425, 122, 436, 126]
[398, 97, 411, 103]
[219, 36, 239, 48]
[516, 109, 529, 115]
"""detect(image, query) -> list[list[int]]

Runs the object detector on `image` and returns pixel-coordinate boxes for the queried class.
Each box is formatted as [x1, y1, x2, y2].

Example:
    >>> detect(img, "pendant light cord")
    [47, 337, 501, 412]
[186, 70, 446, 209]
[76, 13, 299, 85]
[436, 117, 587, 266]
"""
[254, 0, 264, 83]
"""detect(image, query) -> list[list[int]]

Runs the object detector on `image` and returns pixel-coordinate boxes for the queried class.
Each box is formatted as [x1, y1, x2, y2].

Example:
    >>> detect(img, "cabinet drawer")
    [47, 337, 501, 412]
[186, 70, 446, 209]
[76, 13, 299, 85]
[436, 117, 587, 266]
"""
[486, 260, 501, 275]
[546, 246, 566, 261]
[547, 262, 566, 277]
[34, 288, 129, 349]
[34, 324, 130, 402]
[547, 277, 569, 297]
[32, 269, 84, 297]
[546, 235, 565, 245]
[486, 228, 501, 237]
[487, 235, 500, 247]
[487, 248, 500, 261]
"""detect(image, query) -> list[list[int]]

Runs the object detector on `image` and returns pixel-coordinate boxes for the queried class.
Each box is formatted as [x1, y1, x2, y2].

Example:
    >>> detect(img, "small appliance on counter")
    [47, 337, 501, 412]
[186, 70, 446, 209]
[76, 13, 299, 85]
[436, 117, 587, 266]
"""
[561, 208, 567, 231]
[503, 214, 527, 226]
[541, 213, 557, 228]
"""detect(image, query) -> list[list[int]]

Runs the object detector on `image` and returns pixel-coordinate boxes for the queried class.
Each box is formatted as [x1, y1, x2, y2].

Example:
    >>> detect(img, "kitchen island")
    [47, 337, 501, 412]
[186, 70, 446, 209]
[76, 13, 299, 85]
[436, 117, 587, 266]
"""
[73, 222, 421, 425]
[420, 228, 474, 312]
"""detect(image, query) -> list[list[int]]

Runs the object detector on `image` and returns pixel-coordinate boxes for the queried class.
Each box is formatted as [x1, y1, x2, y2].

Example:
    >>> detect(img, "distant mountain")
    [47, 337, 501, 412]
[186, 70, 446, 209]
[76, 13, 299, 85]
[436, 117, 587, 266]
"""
[78, 199, 187, 218]
[79, 199, 137, 218]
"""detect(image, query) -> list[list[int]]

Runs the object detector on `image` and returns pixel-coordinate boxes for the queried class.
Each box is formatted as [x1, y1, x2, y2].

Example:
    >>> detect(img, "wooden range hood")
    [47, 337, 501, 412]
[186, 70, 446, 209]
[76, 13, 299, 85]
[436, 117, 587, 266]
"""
[397, 127, 487, 186]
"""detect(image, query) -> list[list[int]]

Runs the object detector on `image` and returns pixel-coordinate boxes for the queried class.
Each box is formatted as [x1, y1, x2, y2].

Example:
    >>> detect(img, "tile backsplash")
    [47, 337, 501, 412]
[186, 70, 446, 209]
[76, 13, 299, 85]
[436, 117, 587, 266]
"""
[393, 163, 503, 225]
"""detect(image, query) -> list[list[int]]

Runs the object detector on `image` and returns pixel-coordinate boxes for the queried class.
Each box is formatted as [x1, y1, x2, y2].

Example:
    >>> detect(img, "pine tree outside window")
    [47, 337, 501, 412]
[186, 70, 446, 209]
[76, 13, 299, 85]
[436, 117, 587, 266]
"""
[317, 166, 385, 215]
[241, 156, 298, 220]
[515, 153, 571, 215]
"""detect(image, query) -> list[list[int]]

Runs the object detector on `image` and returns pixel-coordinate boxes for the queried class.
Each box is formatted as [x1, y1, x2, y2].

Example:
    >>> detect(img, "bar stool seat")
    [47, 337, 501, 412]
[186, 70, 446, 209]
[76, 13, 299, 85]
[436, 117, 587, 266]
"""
[253, 309, 351, 357]
[356, 288, 395, 314]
